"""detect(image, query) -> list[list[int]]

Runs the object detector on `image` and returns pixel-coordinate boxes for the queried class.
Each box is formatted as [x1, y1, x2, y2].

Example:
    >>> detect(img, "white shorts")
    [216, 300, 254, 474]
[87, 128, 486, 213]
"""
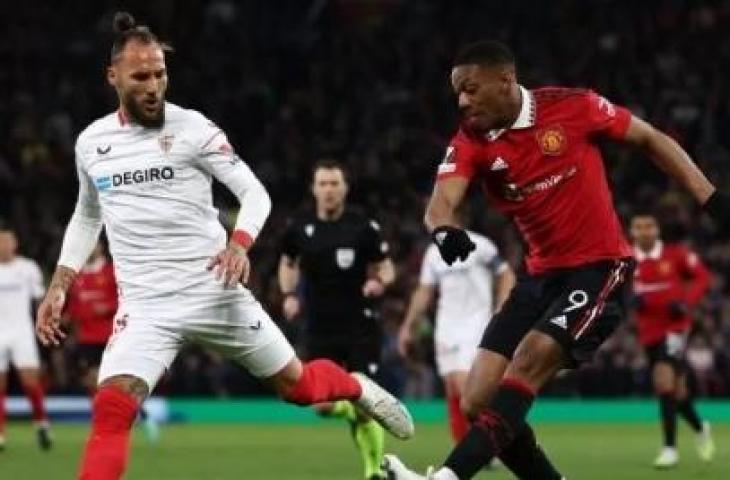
[98, 290, 295, 391]
[0, 326, 41, 372]
[434, 310, 490, 377]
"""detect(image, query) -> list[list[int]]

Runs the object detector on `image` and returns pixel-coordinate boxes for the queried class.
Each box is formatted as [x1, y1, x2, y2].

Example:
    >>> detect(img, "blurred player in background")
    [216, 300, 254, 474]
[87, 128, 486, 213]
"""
[398, 213, 514, 444]
[278, 160, 396, 480]
[35, 13, 412, 480]
[65, 242, 117, 396]
[0, 221, 52, 450]
[64, 241, 159, 441]
[385, 39, 729, 480]
[630, 212, 715, 468]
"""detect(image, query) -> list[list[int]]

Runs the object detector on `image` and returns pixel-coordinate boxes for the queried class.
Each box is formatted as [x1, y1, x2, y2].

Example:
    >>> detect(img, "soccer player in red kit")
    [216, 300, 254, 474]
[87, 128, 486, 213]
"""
[385, 40, 727, 480]
[630, 212, 714, 468]
[65, 242, 117, 394]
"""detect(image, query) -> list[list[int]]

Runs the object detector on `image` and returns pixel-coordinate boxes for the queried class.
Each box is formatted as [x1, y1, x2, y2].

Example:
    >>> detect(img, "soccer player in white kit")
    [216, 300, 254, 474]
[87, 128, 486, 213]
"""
[398, 227, 514, 443]
[34, 12, 412, 479]
[0, 223, 52, 451]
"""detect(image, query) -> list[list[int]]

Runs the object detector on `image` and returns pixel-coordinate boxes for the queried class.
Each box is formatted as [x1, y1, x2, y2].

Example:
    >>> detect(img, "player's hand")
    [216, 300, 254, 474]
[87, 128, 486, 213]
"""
[432, 226, 476, 265]
[207, 242, 251, 287]
[397, 325, 413, 358]
[668, 300, 689, 320]
[36, 286, 67, 347]
[282, 294, 300, 321]
[362, 278, 386, 298]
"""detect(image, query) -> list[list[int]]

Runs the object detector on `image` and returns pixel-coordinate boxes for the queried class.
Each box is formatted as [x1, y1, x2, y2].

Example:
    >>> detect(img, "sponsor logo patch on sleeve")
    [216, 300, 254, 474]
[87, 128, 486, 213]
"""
[437, 145, 457, 174]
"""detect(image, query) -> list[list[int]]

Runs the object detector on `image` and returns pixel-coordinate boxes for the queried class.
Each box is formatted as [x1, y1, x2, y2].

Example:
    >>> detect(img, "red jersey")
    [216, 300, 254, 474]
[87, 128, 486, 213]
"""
[65, 258, 118, 345]
[633, 242, 711, 346]
[437, 86, 633, 274]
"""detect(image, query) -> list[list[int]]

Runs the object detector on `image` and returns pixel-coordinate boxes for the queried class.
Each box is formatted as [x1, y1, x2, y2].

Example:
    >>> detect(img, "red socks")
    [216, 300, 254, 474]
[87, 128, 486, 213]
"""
[22, 383, 48, 422]
[78, 386, 139, 480]
[283, 359, 362, 405]
[447, 392, 469, 442]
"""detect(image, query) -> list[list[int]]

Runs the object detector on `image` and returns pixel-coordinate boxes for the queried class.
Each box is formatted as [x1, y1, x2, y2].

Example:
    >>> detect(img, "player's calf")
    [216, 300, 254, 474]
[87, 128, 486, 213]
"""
[460, 349, 509, 419]
[78, 375, 147, 480]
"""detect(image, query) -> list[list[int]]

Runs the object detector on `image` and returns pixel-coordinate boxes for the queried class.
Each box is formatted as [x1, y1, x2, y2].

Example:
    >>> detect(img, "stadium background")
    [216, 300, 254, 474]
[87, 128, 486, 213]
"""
[1, 1, 730, 478]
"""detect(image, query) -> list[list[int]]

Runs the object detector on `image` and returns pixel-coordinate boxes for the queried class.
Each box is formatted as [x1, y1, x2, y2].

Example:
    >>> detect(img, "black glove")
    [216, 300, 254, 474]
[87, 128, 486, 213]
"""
[703, 190, 730, 225]
[432, 226, 476, 265]
[668, 300, 689, 320]
[627, 294, 645, 311]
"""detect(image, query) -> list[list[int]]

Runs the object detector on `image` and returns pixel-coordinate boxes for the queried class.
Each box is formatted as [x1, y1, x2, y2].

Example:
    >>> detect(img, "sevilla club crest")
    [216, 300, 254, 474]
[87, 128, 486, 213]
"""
[536, 126, 567, 156]
[159, 134, 175, 154]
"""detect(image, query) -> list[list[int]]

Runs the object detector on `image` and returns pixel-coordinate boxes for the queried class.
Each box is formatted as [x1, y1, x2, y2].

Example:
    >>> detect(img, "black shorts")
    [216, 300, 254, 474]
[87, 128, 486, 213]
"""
[480, 258, 633, 368]
[304, 331, 382, 375]
[645, 332, 688, 372]
[75, 343, 106, 370]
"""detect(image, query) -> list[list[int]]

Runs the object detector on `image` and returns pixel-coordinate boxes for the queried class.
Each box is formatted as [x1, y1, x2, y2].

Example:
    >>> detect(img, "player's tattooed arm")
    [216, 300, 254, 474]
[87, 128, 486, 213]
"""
[36, 266, 77, 346]
[49, 265, 78, 293]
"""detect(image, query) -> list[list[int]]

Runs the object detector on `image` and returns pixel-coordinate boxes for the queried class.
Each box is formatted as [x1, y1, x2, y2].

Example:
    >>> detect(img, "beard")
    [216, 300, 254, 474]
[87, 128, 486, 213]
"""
[124, 96, 165, 128]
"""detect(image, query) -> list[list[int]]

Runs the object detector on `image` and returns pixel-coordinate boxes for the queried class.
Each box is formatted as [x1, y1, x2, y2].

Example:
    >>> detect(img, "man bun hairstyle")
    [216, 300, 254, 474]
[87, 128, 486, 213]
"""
[110, 11, 172, 64]
[454, 40, 515, 68]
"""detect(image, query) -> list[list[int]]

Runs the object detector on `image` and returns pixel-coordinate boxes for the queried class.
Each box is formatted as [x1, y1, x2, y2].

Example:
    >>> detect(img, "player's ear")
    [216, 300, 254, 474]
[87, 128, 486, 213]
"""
[499, 67, 514, 90]
[107, 65, 118, 88]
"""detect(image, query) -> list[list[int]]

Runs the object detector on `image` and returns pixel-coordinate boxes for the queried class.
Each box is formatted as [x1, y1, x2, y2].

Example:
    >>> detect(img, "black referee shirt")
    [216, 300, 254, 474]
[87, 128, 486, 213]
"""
[280, 209, 389, 335]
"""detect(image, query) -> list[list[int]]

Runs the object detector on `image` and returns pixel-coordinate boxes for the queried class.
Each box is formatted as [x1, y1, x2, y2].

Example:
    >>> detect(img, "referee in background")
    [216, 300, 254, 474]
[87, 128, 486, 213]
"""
[278, 159, 395, 480]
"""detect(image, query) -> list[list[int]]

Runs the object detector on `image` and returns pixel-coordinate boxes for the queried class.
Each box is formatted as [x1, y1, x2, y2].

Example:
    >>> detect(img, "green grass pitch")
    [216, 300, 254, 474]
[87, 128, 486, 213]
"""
[1, 421, 727, 479]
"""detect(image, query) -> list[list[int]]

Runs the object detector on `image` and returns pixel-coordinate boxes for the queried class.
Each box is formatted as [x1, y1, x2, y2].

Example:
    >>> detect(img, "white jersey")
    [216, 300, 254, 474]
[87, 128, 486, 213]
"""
[61, 103, 270, 302]
[0, 256, 45, 334]
[420, 231, 506, 341]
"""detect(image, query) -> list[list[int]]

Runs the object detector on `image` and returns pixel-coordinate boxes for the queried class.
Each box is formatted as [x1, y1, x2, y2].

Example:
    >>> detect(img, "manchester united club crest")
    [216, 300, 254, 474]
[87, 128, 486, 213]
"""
[536, 126, 567, 156]
[158, 134, 175, 154]
[659, 260, 674, 275]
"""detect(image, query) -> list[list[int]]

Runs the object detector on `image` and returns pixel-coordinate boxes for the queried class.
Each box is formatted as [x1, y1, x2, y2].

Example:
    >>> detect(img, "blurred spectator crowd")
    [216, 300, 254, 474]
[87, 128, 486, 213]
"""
[2, 0, 730, 398]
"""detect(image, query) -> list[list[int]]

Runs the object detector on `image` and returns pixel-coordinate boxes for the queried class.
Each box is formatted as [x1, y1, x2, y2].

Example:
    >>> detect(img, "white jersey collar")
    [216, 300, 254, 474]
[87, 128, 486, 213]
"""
[634, 240, 663, 261]
[486, 86, 536, 142]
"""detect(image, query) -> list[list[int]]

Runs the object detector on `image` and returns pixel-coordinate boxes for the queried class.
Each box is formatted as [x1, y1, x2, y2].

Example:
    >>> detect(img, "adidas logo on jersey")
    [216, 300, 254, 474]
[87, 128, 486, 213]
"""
[549, 315, 568, 329]
[490, 157, 508, 171]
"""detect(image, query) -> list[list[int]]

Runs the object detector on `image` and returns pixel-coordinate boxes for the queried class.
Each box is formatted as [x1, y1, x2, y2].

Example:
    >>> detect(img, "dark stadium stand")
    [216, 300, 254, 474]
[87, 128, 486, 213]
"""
[2, 0, 730, 397]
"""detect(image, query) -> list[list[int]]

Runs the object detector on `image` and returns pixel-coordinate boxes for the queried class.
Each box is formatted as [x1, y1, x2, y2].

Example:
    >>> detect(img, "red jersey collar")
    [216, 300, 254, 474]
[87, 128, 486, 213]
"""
[486, 86, 536, 141]
[634, 240, 663, 261]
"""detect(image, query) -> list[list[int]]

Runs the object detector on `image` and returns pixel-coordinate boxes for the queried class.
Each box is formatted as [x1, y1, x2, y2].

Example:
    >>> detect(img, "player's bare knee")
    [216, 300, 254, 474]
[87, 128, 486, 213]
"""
[652, 363, 675, 395]
[268, 357, 303, 399]
[508, 344, 544, 381]
[98, 374, 149, 403]
[507, 332, 563, 385]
